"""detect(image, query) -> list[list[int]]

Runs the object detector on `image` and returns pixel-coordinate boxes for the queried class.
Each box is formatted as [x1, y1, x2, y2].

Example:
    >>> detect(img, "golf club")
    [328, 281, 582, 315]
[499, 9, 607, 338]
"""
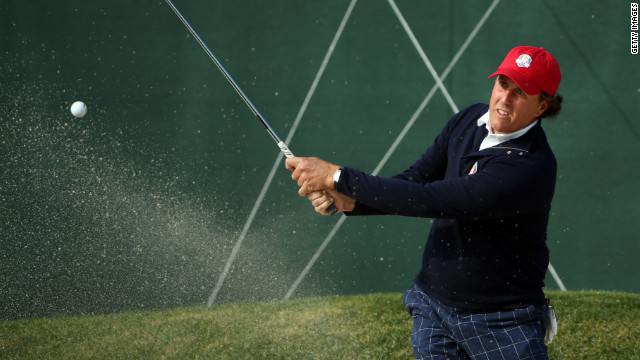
[165, 0, 338, 215]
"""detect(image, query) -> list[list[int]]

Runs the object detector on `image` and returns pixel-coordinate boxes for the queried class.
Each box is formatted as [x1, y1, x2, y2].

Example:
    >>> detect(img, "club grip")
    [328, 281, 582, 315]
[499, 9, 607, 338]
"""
[326, 204, 339, 216]
[278, 141, 294, 158]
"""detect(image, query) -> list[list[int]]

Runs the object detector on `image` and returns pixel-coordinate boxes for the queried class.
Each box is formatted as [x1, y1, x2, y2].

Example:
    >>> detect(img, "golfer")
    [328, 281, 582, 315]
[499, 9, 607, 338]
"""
[286, 46, 562, 359]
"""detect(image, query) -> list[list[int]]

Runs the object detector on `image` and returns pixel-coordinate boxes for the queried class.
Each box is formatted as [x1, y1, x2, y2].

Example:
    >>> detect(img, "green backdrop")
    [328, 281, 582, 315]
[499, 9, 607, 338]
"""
[1, 0, 638, 319]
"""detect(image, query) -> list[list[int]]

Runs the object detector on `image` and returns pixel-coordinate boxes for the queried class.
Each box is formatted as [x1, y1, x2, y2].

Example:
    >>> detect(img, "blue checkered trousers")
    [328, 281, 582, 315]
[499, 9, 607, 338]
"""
[403, 284, 548, 360]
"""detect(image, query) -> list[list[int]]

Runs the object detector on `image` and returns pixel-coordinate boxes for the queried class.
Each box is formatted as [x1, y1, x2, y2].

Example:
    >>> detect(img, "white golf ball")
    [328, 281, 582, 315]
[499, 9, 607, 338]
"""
[70, 101, 87, 118]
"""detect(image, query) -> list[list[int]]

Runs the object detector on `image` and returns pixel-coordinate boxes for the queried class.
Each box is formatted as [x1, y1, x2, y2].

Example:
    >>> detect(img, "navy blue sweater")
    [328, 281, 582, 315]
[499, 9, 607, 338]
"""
[337, 103, 556, 310]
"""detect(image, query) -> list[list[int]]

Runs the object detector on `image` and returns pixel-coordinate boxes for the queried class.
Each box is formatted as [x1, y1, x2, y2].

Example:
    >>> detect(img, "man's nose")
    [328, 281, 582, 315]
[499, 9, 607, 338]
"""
[500, 91, 514, 105]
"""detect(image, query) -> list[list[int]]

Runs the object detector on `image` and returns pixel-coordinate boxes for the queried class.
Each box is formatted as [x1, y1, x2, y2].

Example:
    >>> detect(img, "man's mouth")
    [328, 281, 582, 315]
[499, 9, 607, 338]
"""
[496, 109, 509, 117]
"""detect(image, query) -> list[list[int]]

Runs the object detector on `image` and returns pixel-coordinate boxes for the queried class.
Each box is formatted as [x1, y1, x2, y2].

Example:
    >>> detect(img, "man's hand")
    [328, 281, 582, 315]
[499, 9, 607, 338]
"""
[285, 157, 340, 196]
[286, 156, 356, 215]
[306, 189, 356, 215]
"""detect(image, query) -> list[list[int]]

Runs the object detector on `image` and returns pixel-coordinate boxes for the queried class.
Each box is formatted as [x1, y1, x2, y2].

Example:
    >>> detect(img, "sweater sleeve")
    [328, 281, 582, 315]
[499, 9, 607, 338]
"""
[345, 115, 453, 216]
[338, 112, 455, 216]
[337, 153, 555, 219]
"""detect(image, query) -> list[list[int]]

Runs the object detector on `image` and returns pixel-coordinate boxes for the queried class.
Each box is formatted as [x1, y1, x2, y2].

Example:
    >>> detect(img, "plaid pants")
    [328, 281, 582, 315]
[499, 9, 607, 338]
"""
[403, 284, 548, 360]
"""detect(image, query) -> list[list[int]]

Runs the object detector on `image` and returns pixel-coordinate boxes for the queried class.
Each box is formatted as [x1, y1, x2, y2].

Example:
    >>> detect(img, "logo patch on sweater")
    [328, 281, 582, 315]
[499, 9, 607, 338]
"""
[469, 162, 478, 175]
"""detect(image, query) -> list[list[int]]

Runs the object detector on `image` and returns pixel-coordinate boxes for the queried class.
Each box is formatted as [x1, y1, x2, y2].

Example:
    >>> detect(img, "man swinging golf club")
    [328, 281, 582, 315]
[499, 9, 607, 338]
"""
[287, 46, 563, 359]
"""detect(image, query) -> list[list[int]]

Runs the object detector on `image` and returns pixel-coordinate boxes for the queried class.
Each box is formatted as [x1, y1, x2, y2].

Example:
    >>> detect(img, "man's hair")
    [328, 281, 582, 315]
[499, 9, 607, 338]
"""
[538, 92, 563, 119]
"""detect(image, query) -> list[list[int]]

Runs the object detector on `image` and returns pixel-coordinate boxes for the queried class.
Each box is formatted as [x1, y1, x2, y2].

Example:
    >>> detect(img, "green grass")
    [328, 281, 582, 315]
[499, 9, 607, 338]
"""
[1, 291, 639, 359]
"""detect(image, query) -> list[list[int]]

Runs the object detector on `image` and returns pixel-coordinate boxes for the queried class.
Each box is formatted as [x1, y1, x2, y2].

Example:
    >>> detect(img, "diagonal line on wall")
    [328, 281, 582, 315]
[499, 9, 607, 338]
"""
[548, 263, 567, 291]
[387, 0, 459, 114]
[206, 0, 359, 306]
[285, 0, 502, 300]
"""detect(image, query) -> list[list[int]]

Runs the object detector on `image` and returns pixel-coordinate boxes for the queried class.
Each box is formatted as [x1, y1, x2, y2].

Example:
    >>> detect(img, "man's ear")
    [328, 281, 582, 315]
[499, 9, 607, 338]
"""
[535, 101, 550, 118]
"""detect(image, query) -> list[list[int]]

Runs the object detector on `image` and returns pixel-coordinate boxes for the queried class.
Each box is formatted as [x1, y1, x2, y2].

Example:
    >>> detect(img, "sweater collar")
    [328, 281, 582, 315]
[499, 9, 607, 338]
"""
[464, 112, 543, 159]
[477, 111, 539, 151]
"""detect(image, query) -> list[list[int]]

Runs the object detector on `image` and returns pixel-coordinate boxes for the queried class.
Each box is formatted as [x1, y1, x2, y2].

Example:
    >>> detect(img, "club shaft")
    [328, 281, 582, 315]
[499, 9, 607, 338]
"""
[165, 0, 283, 146]
[166, 0, 337, 216]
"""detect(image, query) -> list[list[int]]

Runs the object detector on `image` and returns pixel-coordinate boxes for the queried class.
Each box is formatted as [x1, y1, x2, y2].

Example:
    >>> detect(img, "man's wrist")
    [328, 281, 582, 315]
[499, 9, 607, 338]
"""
[344, 197, 356, 212]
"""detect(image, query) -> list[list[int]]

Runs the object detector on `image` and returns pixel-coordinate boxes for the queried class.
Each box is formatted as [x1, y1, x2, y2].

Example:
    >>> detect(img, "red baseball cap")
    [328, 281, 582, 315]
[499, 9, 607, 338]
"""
[488, 46, 561, 96]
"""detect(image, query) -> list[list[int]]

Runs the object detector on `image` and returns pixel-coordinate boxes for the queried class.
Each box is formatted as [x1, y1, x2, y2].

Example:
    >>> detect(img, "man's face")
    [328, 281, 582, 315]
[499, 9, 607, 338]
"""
[489, 76, 549, 134]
